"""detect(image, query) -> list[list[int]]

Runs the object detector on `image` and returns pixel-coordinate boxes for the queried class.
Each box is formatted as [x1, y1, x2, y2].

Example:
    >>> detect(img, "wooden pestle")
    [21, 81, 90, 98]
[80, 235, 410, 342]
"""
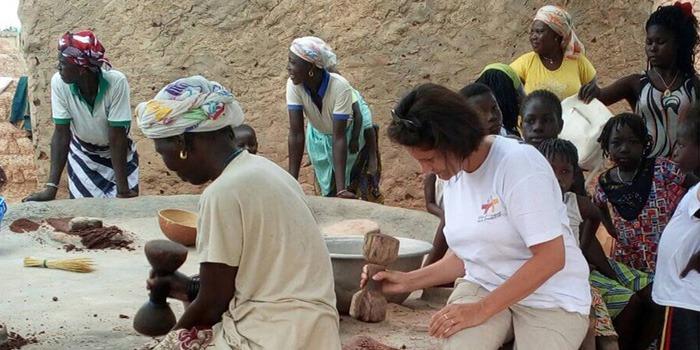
[349, 232, 400, 322]
[133, 240, 188, 336]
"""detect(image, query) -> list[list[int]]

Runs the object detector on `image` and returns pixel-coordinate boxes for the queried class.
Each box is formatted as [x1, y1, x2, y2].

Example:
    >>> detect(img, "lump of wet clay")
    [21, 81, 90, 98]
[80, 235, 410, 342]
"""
[45, 217, 73, 233]
[68, 217, 103, 232]
[322, 219, 380, 236]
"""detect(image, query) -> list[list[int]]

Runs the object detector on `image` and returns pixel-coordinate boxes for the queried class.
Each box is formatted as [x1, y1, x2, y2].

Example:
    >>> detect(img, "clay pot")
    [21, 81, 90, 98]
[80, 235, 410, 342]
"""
[158, 209, 197, 246]
[133, 300, 176, 337]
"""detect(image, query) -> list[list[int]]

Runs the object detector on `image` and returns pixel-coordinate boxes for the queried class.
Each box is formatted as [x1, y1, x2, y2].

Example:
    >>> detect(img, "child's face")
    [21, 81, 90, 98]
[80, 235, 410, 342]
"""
[674, 129, 699, 173]
[521, 99, 562, 147]
[608, 125, 645, 170]
[236, 133, 258, 155]
[466, 93, 503, 135]
[548, 155, 575, 194]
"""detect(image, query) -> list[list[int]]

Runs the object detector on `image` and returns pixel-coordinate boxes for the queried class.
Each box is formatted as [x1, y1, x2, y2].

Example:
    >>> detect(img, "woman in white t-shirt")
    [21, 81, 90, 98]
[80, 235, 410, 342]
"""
[362, 83, 591, 349]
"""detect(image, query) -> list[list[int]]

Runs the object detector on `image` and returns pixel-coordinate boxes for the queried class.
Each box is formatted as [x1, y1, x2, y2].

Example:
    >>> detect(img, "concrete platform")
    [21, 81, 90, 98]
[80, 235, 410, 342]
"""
[0, 195, 440, 349]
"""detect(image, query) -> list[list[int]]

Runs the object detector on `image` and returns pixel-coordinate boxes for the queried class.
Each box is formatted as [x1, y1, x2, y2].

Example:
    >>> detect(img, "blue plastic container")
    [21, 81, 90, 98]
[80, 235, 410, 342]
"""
[0, 197, 6, 224]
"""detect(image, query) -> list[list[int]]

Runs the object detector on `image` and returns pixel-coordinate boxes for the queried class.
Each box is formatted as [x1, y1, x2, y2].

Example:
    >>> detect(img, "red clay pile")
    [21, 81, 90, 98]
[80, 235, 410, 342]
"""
[0, 331, 38, 350]
[8, 217, 134, 251]
[69, 225, 133, 250]
[8, 219, 40, 233]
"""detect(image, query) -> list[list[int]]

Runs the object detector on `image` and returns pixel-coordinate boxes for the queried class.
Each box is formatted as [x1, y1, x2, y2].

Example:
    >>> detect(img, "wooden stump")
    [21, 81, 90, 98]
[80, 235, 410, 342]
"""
[349, 264, 388, 322]
[350, 231, 400, 323]
[363, 232, 399, 266]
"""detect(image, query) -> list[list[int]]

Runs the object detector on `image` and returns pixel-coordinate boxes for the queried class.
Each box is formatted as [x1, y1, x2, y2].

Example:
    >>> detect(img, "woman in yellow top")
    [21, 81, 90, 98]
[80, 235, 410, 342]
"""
[510, 5, 597, 101]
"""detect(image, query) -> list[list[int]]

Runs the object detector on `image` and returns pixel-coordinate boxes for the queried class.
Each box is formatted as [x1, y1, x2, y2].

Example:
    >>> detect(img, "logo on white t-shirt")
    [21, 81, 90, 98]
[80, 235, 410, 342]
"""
[478, 195, 503, 222]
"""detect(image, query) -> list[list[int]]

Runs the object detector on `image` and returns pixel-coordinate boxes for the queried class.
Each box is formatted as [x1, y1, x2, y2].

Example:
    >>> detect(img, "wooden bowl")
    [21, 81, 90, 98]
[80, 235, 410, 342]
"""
[157, 209, 198, 246]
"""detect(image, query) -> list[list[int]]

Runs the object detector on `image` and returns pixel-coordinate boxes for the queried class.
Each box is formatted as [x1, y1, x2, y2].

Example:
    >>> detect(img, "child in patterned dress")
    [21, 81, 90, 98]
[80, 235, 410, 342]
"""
[594, 113, 697, 349]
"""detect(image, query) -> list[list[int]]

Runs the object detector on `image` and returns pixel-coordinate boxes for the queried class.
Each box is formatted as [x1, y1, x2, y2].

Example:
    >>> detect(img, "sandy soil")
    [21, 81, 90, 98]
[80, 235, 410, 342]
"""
[0, 195, 440, 349]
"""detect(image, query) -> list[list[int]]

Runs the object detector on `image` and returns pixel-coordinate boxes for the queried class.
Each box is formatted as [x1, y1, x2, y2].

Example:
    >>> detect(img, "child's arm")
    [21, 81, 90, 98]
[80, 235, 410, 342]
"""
[578, 195, 618, 280]
[423, 174, 442, 218]
[596, 204, 618, 240]
[423, 219, 449, 267]
[592, 178, 618, 239]
[364, 127, 379, 175]
[348, 102, 362, 154]
[576, 195, 600, 248]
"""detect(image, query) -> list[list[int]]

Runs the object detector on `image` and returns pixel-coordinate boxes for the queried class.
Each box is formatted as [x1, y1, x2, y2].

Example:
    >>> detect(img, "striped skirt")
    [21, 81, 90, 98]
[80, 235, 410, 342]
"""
[67, 135, 139, 199]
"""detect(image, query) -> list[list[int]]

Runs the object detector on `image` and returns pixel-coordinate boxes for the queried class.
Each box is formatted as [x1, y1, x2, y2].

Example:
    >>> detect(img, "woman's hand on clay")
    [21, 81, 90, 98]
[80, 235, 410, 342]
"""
[429, 302, 491, 338]
[22, 187, 57, 202]
[360, 265, 412, 295]
[147, 270, 191, 302]
[578, 81, 600, 104]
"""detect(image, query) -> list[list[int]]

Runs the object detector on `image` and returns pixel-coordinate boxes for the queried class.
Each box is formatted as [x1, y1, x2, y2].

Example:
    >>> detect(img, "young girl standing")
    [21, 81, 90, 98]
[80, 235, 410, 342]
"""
[594, 113, 697, 349]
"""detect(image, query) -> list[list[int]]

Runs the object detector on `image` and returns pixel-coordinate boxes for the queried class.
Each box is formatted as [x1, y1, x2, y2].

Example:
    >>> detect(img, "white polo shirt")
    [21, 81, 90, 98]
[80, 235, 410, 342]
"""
[443, 137, 591, 314]
[51, 69, 132, 146]
[286, 70, 352, 134]
[653, 183, 700, 312]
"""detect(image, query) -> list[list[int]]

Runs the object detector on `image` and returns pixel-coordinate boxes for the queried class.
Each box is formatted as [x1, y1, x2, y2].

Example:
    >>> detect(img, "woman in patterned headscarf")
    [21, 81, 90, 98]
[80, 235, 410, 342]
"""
[286, 36, 382, 201]
[510, 5, 598, 101]
[138, 76, 341, 350]
[24, 30, 138, 201]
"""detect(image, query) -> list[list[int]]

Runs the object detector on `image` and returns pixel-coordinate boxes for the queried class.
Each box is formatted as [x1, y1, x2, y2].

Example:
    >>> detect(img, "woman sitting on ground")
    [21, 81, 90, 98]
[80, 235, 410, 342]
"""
[138, 76, 341, 350]
[511, 5, 597, 101]
[363, 83, 591, 349]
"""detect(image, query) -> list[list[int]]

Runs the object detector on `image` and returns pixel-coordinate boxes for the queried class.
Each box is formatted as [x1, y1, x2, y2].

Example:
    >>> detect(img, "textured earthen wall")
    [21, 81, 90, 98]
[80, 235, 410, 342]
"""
[0, 35, 36, 202]
[18, 0, 658, 208]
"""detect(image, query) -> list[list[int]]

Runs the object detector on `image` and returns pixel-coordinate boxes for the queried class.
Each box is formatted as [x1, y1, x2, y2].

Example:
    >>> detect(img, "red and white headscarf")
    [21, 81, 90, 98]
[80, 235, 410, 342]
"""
[534, 5, 584, 59]
[58, 31, 112, 71]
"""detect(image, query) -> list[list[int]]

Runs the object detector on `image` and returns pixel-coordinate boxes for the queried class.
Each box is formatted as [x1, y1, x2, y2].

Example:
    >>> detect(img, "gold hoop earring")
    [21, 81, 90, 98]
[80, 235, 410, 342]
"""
[308, 70, 314, 77]
[179, 150, 187, 159]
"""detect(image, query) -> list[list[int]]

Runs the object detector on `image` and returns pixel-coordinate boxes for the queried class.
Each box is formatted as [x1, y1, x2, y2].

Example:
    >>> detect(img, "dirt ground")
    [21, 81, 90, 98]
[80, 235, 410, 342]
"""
[0, 195, 441, 349]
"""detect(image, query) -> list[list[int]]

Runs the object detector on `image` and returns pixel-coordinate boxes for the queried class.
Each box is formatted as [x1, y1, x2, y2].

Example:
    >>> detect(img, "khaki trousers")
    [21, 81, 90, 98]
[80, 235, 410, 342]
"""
[442, 279, 589, 350]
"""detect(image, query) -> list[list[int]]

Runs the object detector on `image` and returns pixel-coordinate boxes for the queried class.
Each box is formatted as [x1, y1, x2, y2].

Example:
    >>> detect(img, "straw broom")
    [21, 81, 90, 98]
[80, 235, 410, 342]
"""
[23, 257, 95, 273]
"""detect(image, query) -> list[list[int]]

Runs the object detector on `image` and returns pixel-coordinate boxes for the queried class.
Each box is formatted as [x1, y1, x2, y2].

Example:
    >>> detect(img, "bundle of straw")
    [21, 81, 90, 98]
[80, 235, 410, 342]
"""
[23, 257, 95, 273]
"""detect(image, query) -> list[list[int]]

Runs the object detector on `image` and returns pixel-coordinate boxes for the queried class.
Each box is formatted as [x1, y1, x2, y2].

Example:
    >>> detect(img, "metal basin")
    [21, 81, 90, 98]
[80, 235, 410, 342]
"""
[325, 235, 433, 314]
